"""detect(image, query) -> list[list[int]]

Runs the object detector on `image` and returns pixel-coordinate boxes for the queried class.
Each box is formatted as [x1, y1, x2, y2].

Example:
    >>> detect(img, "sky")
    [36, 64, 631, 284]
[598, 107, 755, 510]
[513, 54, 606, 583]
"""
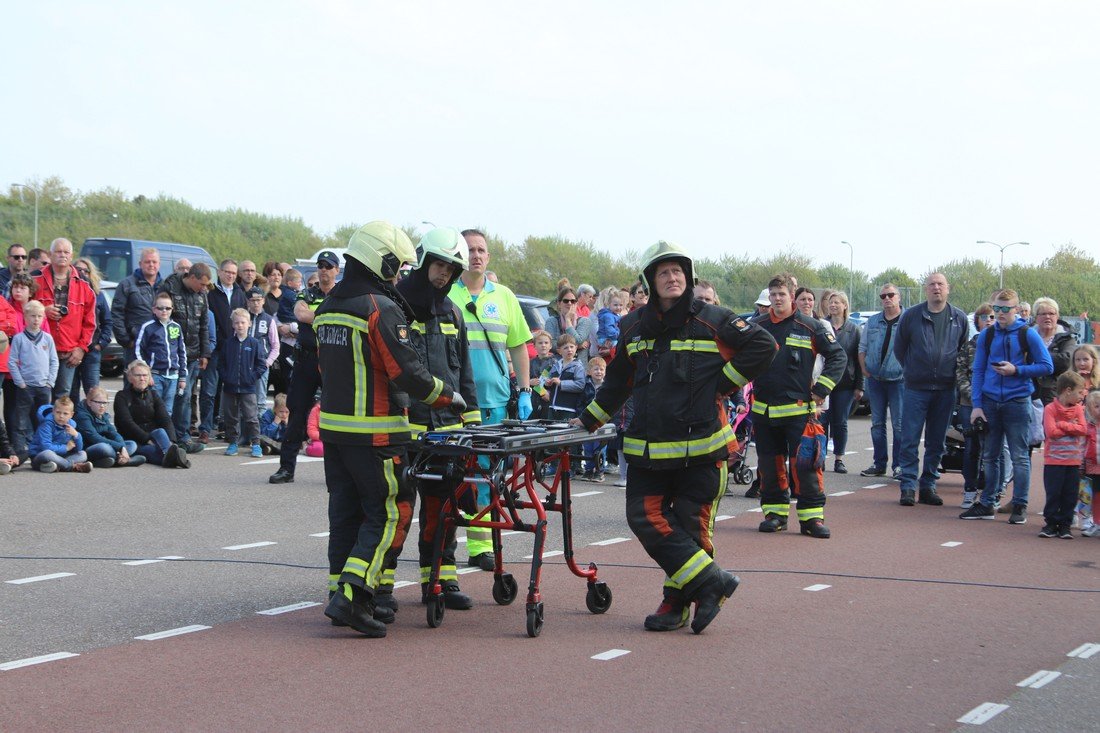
[4, 1, 1097, 279]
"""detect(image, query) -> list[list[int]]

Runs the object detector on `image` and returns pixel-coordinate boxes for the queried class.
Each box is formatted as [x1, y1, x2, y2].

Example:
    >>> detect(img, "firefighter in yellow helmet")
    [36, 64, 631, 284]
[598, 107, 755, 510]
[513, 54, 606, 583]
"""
[574, 241, 777, 633]
[321, 221, 467, 638]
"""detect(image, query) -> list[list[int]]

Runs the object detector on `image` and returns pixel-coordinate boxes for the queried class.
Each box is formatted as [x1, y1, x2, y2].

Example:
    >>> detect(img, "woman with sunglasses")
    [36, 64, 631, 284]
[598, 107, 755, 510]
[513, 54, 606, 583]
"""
[69, 258, 113, 401]
[542, 287, 593, 357]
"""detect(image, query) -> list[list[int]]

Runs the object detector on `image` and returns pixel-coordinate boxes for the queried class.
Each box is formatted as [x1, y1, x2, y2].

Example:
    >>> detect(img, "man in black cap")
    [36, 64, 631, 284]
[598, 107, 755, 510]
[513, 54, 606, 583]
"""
[269, 251, 340, 483]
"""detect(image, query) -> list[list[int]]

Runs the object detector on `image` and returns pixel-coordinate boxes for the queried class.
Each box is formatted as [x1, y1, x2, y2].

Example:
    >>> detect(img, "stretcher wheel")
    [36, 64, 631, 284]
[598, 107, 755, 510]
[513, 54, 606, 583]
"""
[585, 582, 612, 614]
[426, 595, 445, 628]
[734, 465, 754, 485]
[492, 573, 518, 605]
[526, 602, 544, 637]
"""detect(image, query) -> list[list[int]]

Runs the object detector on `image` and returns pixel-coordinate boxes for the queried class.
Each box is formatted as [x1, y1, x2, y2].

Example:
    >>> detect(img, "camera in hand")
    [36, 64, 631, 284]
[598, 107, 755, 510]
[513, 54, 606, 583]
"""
[972, 416, 987, 434]
[57, 304, 69, 316]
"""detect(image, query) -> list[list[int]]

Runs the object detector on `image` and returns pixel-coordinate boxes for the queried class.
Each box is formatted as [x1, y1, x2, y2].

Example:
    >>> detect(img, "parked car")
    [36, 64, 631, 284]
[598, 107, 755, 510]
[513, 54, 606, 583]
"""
[98, 282, 126, 377]
[517, 294, 549, 335]
[80, 238, 217, 283]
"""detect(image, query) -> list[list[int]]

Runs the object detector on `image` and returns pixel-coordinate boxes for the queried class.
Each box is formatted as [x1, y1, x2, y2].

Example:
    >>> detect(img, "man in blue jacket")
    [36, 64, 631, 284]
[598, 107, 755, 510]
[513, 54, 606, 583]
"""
[858, 283, 905, 478]
[960, 288, 1052, 523]
[892, 272, 969, 507]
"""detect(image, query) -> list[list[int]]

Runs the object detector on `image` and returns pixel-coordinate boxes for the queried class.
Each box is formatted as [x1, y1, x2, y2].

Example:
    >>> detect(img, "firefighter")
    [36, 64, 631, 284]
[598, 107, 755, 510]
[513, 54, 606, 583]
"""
[749, 273, 846, 539]
[573, 241, 777, 633]
[394, 227, 481, 611]
[320, 221, 467, 638]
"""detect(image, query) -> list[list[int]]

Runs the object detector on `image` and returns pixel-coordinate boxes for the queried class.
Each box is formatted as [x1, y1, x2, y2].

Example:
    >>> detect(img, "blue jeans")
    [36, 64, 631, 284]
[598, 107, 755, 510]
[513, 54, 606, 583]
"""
[69, 347, 102, 402]
[255, 369, 269, 408]
[152, 374, 179, 418]
[898, 387, 954, 492]
[135, 427, 173, 465]
[33, 448, 88, 471]
[199, 359, 221, 433]
[823, 388, 855, 457]
[865, 377, 903, 471]
[173, 360, 200, 444]
[14, 384, 53, 457]
[86, 440, 139, 465]
[978, 397, 1032, 508]
[53, 362, 78, 401]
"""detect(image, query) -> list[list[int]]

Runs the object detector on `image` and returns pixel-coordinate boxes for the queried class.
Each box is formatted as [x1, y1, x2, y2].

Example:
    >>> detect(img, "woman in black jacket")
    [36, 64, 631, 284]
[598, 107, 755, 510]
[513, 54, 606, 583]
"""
[823, 291, 862, 473]
[114, 360, 189, 468]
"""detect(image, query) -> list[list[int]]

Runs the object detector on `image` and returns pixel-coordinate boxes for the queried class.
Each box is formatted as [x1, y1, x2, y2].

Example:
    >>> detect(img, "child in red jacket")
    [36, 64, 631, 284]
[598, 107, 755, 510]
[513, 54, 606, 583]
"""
[1082, 390, 1100, 537]
[1040, 372, 1088, 538]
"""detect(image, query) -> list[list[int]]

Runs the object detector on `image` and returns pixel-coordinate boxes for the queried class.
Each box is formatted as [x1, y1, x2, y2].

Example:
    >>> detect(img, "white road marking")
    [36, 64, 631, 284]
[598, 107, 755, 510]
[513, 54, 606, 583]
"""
[1016, 670, 1060, 688]
[590, 537, 630, 546]
[957, 702, 1009, 725]
[941, 541, 963, 548]
[393, 580, 416, 589]
[748, 507, 763, 513]
[862, 483, 887, 489]
[222, 541, 276, 550]
[828, 491, 853, 497]
[524, 550, 564, 559]
[572, 491, 603, 497]
[122, 555, 184, 566]
[257, 601, 322, 616]
[135, 625, 211, 641]
[0, 652, 80, 671]
[803, 584, 831, 592]
[309, 532, 330, 538]
[844, 451, 858, 455]
[865, 447, 874, 450]
[591, 648, 631, 661]
[715, 515, 734, 522]
[6, 572, 76, 585]
[1067, 643, 1100, 659]
[456, 567, 483, 575]
[240, 456, 324, 466]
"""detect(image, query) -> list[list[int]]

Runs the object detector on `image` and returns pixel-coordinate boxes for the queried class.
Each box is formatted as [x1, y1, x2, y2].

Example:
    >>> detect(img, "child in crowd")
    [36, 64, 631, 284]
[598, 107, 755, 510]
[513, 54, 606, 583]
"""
[1039, 371, 1088, 538]
[219, 308, 265, 457]
[30, 396, 91, 473]
[135, 292, 187, 417]
[596, 288, 624, 359]
[75, 386, 146, 467]
[305, 401, 324, 457]
[258, 392, 289, 455]
[246, 286, 279, 406]
[542, 334, 587, 421]
[9, 300, 57, 460]
[1073, 344, 1099, 392]
[529, 332, 555, 419]
[1083, 391, 1100, 538]
[581, 356, 607, 481]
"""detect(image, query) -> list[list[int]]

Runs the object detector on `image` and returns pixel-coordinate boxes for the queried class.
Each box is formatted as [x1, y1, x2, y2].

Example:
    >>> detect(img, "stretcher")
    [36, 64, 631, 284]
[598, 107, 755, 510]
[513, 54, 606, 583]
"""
[409, 419, 618, 637]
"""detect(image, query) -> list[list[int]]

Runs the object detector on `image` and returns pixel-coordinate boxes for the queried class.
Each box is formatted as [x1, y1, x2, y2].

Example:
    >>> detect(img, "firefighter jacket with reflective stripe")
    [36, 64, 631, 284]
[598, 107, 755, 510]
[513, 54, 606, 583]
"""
[404, 301, 481, 432]
[579, 301, 777, 469]
[749, 309, 847, 419]
[314, 287, 456, 450]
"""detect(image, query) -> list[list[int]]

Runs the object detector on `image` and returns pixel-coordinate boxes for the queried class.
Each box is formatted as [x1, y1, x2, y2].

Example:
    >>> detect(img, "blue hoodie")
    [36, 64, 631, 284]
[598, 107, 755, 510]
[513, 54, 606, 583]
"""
[971, 318, 1054, 410]
[30, 405, 84, 455]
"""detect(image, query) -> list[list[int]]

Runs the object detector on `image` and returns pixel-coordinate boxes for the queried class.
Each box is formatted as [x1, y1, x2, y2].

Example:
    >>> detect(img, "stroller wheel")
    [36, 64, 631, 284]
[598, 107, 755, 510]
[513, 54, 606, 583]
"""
[736, 465, 754, 485]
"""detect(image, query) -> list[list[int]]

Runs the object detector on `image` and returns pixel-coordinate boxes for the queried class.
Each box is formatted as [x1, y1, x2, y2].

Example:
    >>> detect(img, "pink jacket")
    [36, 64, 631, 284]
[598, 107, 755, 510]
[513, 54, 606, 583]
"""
[305, 402, 324, 457]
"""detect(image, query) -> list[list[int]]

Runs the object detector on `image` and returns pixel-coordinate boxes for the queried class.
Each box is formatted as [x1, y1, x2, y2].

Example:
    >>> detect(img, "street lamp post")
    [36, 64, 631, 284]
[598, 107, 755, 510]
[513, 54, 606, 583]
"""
[977, 240, 1029, 289]
[840, 240, 854, 309]
[11, 182, 39, 250]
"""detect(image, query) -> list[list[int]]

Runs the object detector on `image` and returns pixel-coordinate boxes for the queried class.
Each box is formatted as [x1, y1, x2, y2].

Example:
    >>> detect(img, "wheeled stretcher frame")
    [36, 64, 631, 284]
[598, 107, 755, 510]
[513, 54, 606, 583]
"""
[409, 419, 618, 637]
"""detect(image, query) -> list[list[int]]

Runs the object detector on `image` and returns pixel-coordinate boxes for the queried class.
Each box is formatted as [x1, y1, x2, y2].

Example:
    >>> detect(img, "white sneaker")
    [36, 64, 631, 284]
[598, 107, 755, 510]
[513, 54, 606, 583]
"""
[613, 476, 627, 487]
[1083, 524, 1100, 538]
[961, 491, 976, 509]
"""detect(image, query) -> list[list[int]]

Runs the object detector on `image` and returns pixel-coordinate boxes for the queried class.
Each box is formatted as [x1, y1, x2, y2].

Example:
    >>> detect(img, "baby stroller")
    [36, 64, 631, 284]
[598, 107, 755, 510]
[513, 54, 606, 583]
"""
[728, 405, 754, 485]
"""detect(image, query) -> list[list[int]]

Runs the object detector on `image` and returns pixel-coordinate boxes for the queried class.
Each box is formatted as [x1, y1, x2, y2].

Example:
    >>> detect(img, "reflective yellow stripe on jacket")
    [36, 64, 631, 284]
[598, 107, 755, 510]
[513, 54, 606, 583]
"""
[623, 423, 734, 460]
[751, 399, 814, 419]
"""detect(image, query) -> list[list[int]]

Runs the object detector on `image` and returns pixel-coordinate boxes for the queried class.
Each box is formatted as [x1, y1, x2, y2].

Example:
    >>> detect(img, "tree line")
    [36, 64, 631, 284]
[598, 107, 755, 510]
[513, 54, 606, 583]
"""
[3, 177, 1097, 315]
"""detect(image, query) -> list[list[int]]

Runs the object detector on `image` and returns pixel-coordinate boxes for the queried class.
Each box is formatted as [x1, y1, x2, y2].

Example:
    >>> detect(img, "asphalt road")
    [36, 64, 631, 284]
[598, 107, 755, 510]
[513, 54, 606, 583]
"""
[1, 384, 1097, 731]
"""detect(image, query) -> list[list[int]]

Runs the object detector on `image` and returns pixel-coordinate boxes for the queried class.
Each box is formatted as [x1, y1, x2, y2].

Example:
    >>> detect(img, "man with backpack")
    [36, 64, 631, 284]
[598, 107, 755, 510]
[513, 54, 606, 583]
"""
[960, 288, 1053, 523]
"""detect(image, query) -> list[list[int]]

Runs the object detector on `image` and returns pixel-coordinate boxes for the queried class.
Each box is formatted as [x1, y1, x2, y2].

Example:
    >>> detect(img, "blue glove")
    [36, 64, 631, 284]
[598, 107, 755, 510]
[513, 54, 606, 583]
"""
[517, 390, 533, 420]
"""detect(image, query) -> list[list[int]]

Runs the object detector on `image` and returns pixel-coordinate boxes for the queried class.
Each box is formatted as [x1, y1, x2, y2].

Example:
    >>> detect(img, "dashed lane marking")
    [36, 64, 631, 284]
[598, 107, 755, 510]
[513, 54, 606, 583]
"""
[456, 567, 483, 575]
[0, 652, 80, 671]
[1016, 670, 1061, 689]
[715, 515, 734, 522]
[941, 541, 963, 548]
[572, 491, 603, 497]
[257, 601, 322, 616]
[591, 649, 630, 661]
[1067, 643, 1100, 659]
[748, 508, 763, 513]
[803, 584, 831, 592]
[135, 625, 211, 641]
[456, 530, 521, 544]
[393, 581, 417, 589]
[862, 483, 887, 489]
[240, 456, 324, 466]
[957, 702, 1009, 725]
[309, 532, 329, 538]
[122, 556, 184, 566]
[222, 541, 277, 550]
[6, 572, 76, 585]
[590, 537, 630, 546]
[524, 550, 564, 559]
[828, 491, 853, 497]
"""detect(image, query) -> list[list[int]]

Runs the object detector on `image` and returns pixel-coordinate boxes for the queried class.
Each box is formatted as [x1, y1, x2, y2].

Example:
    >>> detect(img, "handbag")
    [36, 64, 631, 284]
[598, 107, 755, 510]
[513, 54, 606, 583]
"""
[796, 415, 827, 472]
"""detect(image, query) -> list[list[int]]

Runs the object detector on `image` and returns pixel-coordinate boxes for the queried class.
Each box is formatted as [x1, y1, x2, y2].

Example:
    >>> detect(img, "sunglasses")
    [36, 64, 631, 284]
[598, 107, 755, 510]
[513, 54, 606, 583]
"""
[879, 293, 897, 300]
[10, 254, 27, 260]
[75, 267, 90, 275]
[990, 304, 1016, 313]
[154, 305, 173, 311]
[560, 298, 576, 304]
[317, 262, 336, 270]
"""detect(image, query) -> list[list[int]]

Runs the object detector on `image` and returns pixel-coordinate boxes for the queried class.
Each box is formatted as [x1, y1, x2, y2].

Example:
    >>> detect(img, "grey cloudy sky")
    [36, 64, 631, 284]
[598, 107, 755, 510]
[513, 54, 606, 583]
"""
[4, 1, 1097, 278]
